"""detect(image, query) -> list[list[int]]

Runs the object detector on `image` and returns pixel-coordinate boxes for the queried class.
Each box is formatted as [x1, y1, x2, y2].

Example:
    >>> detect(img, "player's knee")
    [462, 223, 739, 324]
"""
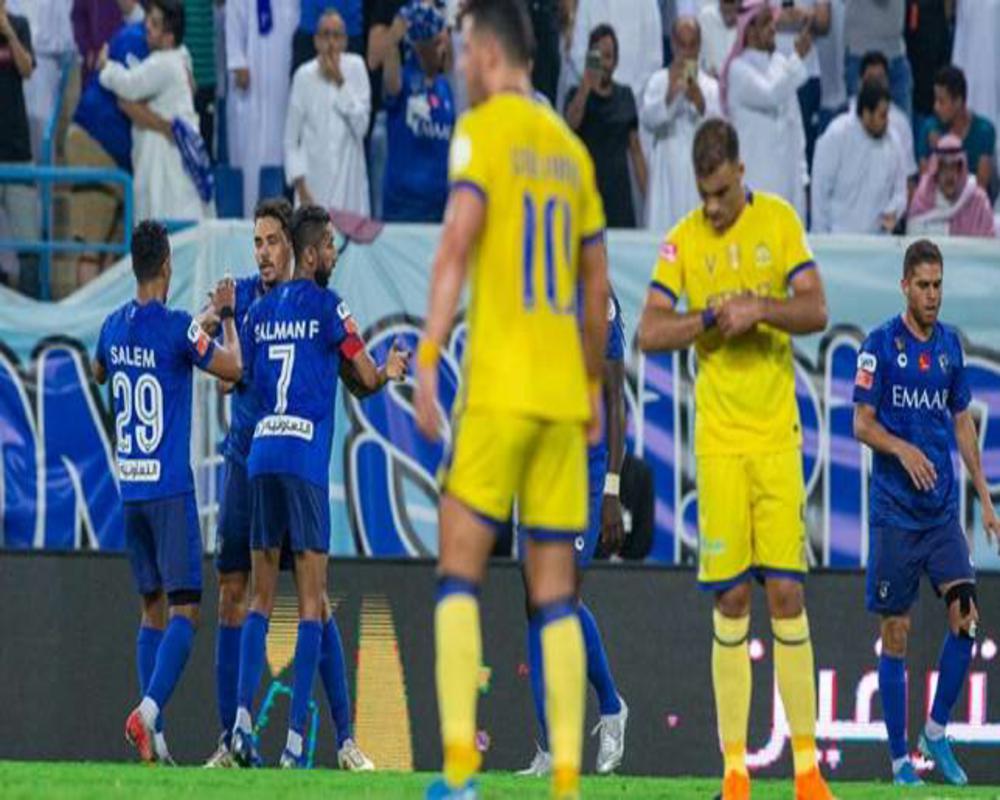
[140, 590, 167, 628]
[218, 573, 248, 626]
[945, 582, 979, 639]
[716, 582, 751, 618]
[167, 592, 201, 628]
[765, 579, 804, 619]
[881, 616, 910, 656]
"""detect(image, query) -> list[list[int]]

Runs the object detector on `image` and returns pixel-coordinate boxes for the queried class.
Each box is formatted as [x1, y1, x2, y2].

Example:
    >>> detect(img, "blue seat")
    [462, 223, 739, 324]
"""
[214, 165, 244, 219]
[258, 165, 288, 203]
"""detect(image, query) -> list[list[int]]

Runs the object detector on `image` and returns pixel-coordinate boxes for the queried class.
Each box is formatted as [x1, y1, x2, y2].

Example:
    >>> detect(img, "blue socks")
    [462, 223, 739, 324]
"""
[319, 618, 353, 748]
[237, 610, 269, 716]
[146, 616, 195, 711]
[579, 602, 622, 716]
[527, 602, 622, 751]
[878, 653, 908, 760]
[137, 626, 165, 733]
[930, 633, 973, 730]
[290, 620, 323, 736]
[215, 623, 242, 739]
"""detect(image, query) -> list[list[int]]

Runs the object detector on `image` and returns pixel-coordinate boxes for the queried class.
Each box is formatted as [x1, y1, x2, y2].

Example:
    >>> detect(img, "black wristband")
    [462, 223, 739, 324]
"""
[219, 306, 235, 320]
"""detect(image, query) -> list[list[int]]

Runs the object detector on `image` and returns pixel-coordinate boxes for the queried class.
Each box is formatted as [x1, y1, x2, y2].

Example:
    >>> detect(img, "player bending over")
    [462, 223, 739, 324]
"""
[204, 199, 372, 771]
[93, 220, 242, 763]
[638, 119, 834, 800]
[518, 289, 628, 777]
[853, 239, 1000, 786]
[413, 2, 608, 798]
[229, 205, 407, 768]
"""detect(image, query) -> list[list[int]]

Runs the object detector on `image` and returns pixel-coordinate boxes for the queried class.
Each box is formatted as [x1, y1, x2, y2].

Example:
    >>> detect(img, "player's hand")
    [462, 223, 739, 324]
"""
[233, 67, 250, 91]
[384, 341, 410, 381]
[895, 441, 937, 492]
[96, 43, 109, 72]
[212, 276, 236, 314]
[195, 305, 220, 336]
[600, 494, 625, 555]
[983, 503, 1000, 552]
[716, 295, 763, 339]
[415, 360, 442, 440]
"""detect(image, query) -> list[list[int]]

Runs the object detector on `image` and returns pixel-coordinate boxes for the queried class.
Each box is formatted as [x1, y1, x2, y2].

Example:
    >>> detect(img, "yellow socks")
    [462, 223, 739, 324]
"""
[772, 612, 818, 776]
[435, 580, 482, 788]
[712, 610, 751, 776]
[540, 601, 585, 799]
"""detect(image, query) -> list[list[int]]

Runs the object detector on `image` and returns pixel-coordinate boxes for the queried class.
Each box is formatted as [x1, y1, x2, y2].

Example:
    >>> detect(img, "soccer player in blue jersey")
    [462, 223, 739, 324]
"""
[853, 239, 1000, 786]
[230, 205, 408, 768]
[519, 289, 628, 777]
[92, 220, 243, 763]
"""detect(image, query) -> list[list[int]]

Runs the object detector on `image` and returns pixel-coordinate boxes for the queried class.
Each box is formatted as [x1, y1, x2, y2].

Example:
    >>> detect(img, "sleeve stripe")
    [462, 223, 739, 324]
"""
[649, 281, 679, 305]
[787, 260, 816, 284]
[580, 229, 605, 247]
[449, 180, 487, 202]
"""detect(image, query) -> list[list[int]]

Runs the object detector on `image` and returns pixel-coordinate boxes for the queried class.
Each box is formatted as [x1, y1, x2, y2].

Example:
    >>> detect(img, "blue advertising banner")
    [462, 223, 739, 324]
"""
[0, 222, 998, 568]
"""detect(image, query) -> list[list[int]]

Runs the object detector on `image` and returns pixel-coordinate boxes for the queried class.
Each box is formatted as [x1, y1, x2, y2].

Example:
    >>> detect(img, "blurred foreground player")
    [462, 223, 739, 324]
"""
[853, 239, 1000, 786]
[413, 2, 609, 798]
[205, 199, 374, 770]
[519, 289, 628, 777]
[93, 220, 243, 763]
[637, 119, 833, 800]
[230, 206, 407, 768]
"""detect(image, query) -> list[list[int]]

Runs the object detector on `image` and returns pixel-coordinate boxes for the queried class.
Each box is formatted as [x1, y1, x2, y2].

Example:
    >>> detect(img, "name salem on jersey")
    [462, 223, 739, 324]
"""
[891, 384, 949, 411]
[109, 345, 156, 368]
[254, 319, 321, 343]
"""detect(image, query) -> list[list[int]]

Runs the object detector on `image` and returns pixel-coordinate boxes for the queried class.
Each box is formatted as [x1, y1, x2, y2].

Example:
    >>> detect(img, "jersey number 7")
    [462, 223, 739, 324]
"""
[269, 343, 295, 414]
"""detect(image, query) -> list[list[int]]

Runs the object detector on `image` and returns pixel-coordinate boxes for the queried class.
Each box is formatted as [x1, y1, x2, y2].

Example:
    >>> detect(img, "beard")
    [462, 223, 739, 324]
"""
[315, 266, 331, 288]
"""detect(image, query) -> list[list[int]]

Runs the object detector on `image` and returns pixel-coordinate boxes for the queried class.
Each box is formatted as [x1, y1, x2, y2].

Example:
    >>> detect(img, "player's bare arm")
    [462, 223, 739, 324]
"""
[715, 263, 829, 339]
[92, 359, 107, 385]
[203, 277, 243, 383]
[853, 402, 937, 492]
[954, 408, 1000, 548]
[579, 242, 609, 445]
[637, 288, 709, 352]
[600, 357, 626, 554]
[414, 188, 484, 440]
[339, 342, 410, 398]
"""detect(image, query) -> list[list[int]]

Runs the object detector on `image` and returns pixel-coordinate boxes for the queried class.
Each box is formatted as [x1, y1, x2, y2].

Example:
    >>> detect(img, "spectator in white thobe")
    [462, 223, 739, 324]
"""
[811, 79, 906, 233]
[226, 0, 298, 217]
[950, 0, 1000, 134]
[850, 50, 916, 186]
[284, 10, 370, 215]
[99, 0, 207, 221]
[568, 0, 663, 104]
[722, 0, 812, 218]
[641, 16, 720, 232]
[698, 0, 738, 78]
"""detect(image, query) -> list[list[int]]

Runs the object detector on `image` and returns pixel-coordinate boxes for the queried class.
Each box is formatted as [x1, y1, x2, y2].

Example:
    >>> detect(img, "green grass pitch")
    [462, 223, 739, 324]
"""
[2, 763, 1000, 799]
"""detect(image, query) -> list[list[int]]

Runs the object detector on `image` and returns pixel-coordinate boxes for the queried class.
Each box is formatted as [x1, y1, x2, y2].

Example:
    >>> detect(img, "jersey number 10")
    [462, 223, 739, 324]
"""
[522, 192, 575, 314]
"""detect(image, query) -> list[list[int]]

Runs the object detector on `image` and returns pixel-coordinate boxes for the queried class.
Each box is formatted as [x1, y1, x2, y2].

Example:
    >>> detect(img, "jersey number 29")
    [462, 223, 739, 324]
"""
[112, 372, 163, 455]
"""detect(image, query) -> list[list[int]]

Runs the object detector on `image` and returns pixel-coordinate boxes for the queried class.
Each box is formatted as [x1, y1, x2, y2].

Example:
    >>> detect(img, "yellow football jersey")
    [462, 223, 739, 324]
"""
[448, 93, 605, 422]
[649, 191, 816, 456]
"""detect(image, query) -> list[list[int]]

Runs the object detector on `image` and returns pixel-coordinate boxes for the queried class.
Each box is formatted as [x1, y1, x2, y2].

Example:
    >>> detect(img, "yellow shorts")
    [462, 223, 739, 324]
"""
[441, 408, 587, 539]
[696, 449, 807, 589]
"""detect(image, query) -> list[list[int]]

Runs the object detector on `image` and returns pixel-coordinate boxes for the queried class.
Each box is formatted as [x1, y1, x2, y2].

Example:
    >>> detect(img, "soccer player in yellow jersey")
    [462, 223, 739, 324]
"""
[638, 119, 834, 800]
[413, 2, 608, 799]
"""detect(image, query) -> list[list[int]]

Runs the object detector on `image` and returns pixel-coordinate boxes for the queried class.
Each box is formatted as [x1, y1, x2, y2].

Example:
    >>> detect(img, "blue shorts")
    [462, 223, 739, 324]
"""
[123, 492, 203, 597]
[250, 473, 330, 555]
[866, 518, 975, 615]
[573, 454, 606, 567]
[216, 457, 252, 574]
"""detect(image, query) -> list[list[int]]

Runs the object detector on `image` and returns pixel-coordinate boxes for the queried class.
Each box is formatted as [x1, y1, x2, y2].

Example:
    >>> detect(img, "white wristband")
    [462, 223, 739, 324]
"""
[603, 473, 620, 497]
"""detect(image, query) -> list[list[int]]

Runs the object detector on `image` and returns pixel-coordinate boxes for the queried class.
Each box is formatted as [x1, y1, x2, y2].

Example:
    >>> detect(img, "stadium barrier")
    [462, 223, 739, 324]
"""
[1, 552, 998, 781]
[0, 223, 998, 569]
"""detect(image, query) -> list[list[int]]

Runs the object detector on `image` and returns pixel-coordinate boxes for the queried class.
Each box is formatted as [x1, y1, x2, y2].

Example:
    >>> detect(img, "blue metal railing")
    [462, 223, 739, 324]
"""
[0, 165, 134, 299]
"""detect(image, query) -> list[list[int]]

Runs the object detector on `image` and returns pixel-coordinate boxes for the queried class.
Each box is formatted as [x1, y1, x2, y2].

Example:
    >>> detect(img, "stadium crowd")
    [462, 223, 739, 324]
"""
[0, 0, 998, 297]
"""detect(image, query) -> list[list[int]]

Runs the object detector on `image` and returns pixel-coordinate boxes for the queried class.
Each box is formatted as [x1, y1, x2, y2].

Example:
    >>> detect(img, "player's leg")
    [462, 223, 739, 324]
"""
[697, 455, 753, 799]
[520, 419, 588, 800]
[866, 523, 922, 784]
[519, 561, 553, 775]
[919, 520, 978, 786]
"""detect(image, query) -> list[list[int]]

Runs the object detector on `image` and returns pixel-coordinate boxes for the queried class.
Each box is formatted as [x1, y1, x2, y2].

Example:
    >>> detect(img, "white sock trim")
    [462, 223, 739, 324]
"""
[138, 697, 159, 729]
[234, 707, 252, 734]
[925, 718, 946, 741]
[285, 730, 303, 757]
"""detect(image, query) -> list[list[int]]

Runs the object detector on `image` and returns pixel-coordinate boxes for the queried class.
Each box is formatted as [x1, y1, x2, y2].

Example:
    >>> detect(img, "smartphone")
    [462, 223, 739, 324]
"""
[586, 48, 602, 73]
[683, 59, 697, 83]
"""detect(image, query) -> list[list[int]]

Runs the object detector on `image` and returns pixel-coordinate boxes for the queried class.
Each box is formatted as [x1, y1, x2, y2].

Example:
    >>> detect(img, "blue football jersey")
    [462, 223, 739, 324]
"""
[222, 275, 267, 465]
[96, 300, 216, 502]
[853, 315, 971, 529]
[243, 279, 365, 488]
[589, 289, 627, 466]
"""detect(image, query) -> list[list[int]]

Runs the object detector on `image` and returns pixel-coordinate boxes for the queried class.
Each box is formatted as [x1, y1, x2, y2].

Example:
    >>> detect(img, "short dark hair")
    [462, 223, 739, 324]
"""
[130, 220, 170, 283]
[290, 204, 331, 261]
[588, 23, 618, 63]
[859, 50, 889, 77]
[459, 0, 535, 67]
[934, 65, 967, 103]
[903, 239, 944, 278]
[254, 197, 292, 241]
[692, 118, 740, 178]
[856, 78, 890, 118]
[150, 0, 185, 45]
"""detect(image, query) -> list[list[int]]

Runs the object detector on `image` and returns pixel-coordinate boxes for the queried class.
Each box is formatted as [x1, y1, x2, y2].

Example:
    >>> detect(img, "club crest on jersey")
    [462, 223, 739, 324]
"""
[918, 352, 931, 372]
[939, 353, 949, 372]
[659, 241, 677, 263]
[897, 352, 908, 368]
[187, 321, 210, 357]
